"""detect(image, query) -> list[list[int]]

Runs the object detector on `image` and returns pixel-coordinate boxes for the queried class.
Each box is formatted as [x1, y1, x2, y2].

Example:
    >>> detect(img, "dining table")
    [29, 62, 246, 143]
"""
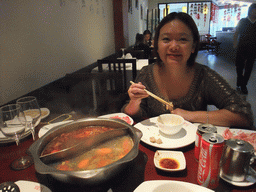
[0, 111, 256, 192]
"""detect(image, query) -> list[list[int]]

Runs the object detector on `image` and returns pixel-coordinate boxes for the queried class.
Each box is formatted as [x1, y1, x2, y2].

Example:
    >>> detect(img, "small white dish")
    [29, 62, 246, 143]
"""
[15, 180, 51, 192]
[40, 108, 50, 119]
[154, 150, 186, 171]
[98, 113, 134, 125]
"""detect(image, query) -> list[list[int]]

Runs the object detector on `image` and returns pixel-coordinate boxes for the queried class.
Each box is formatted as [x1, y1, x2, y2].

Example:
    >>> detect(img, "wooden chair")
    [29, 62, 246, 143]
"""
[64, 72, 127, 115]
[149, 58, 157, 64]
[97, 59, 137, 91]
[125, 50, 145, 59]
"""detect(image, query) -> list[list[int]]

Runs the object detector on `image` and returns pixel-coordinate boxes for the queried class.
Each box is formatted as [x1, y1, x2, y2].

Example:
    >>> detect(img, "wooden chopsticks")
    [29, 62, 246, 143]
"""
[130, 81, 174, 110]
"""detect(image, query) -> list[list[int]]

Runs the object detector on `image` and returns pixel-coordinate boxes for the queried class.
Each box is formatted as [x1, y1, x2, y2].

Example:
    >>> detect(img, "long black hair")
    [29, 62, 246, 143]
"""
[153, 12, 200, 67]
[248, 3, 256, 16]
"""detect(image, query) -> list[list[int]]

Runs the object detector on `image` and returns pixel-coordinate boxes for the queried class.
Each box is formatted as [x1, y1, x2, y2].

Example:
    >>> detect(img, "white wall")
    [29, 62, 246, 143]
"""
[0, 0, 115, 105]
[127, 0, 148, 46]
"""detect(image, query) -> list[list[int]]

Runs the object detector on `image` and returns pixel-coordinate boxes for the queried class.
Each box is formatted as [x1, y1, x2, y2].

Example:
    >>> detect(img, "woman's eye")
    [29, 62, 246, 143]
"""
[179, 38, 188, 42]
[162, 37, 170, 42]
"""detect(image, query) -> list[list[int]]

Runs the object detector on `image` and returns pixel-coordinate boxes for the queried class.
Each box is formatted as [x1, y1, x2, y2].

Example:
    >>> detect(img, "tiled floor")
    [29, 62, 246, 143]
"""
[196, 50, 256, 128]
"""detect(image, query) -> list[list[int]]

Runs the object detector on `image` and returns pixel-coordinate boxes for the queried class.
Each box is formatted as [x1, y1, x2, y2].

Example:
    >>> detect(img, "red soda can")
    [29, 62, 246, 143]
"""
[197, 133, 224, 189]
[194, 124, 217, 160]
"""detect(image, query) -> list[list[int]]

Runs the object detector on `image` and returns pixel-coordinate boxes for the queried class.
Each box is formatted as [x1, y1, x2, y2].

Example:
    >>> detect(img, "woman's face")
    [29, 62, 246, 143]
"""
[157, 19, 195, 68]
[144, 34, 151, 42]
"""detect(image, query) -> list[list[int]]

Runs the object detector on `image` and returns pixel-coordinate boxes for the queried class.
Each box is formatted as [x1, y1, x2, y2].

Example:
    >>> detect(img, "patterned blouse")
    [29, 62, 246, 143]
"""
[122, 63, 254, 127]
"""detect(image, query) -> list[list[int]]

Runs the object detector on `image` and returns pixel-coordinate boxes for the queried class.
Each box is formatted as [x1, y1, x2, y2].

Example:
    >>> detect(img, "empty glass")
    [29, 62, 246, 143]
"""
[121, 48, 125, 59]
[17, 96, 41, 140]
[0, 104, 33, 170]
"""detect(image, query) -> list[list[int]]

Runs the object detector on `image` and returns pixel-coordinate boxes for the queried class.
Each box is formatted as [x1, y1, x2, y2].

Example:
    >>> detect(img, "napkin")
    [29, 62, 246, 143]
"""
[0, 116, 31, 139]
[38, 120, 73, 138]
[125, 53, 133, 59]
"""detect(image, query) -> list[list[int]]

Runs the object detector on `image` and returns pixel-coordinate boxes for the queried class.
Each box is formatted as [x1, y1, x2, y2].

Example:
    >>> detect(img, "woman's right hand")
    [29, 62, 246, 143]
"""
[128, 82, 149, 101]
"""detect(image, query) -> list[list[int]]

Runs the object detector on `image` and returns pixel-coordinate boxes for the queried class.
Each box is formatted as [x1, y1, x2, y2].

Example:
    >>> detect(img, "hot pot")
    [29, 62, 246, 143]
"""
[29, 118, 142, 185]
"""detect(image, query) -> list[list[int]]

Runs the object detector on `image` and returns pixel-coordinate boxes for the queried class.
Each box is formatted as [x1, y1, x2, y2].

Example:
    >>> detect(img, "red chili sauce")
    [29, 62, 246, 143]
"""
[159, 158, 179, 169]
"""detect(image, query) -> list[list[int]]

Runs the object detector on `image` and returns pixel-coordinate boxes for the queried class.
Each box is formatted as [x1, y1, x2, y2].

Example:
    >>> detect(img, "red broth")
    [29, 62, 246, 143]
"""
[53, 135, 133, 171]
[41, 126, 114, 156]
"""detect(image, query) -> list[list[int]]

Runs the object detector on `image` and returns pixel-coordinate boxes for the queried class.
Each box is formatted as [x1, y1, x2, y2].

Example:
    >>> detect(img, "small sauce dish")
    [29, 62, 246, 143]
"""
[154, 150, 186, 172]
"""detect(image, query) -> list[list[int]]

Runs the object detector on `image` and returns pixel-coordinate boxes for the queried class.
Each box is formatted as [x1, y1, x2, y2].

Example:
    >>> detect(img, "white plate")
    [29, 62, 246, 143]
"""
[217, 127, 256, 152]
[15, 180, 51, 192]
[134, 180, 214, 192]
[0, 130, 31, 144]
[0, 123, 32, 144]
[98, 113, 134, 125]
[217, 127, 256, 139]
[134, 117, 197, 149]
[0, 109, 50, 144]
[40, 108, 50, 119]
[154, 150, 186, 171]
[38, 120, 74, 138]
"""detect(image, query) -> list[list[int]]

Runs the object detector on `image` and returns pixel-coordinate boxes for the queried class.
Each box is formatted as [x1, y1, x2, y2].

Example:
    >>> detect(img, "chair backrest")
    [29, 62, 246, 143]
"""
[149, 58, 157, 64]
[125, 50, 145, 59]
[97, 59, 137, 91]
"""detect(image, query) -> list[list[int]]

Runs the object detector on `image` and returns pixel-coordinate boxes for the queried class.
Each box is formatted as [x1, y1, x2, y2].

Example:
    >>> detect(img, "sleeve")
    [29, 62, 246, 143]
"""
[203, 67, 254, 126]
[121, 66, 151, 120]
[235, 18, 246, 36]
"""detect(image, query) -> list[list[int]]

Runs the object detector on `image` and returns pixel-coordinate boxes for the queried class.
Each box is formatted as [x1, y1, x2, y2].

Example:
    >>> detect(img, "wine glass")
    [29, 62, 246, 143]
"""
[17, 96, 41, 140]
[121, 48, 125, 59]
[0, 104, 33, 170]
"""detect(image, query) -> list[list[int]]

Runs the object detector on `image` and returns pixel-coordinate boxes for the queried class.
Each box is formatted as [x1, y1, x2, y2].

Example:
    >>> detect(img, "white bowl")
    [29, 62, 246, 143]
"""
[157, 114, 184, 135]
[154, 150, 186, 171]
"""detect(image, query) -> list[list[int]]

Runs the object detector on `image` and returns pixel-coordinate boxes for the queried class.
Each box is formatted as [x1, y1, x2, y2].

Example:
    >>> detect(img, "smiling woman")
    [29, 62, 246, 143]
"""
[122, 12, 253, 129]
[157, 19, 195, 70]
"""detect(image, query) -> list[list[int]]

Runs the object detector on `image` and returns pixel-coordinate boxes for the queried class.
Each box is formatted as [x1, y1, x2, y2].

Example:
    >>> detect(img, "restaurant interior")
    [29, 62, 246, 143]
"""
[0, 0, 256, 192]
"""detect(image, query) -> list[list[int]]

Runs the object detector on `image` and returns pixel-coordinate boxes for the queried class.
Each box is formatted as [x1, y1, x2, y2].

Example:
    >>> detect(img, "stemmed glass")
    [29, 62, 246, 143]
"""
[121, 48, 125, 59]
[17, 96, 41, 140]
[0, 104, 33, 170]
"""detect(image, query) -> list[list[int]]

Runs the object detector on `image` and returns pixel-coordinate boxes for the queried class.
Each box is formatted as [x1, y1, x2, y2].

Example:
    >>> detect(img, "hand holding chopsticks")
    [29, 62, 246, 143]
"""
[130, 81, 173, 111]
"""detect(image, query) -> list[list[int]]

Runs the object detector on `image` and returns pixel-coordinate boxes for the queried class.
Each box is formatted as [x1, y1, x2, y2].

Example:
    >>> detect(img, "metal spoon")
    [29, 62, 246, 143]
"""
[40, 127, 129, 164]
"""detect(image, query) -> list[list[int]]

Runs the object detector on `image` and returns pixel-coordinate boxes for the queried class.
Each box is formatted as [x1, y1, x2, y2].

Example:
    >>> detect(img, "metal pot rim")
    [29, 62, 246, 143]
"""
[29, 117, 141, 177]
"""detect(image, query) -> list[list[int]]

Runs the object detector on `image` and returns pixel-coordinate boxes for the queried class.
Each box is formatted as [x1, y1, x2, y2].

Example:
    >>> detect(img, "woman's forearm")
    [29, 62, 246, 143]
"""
[123, 99, 142, 116]
[173, 109, 251, 128]
[192, 109, 250, 128]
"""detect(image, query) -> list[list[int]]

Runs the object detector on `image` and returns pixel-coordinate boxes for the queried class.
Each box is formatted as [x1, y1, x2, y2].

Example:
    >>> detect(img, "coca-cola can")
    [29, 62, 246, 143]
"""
[197, 133, 224, 189]
[194, 124, 217, 160]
